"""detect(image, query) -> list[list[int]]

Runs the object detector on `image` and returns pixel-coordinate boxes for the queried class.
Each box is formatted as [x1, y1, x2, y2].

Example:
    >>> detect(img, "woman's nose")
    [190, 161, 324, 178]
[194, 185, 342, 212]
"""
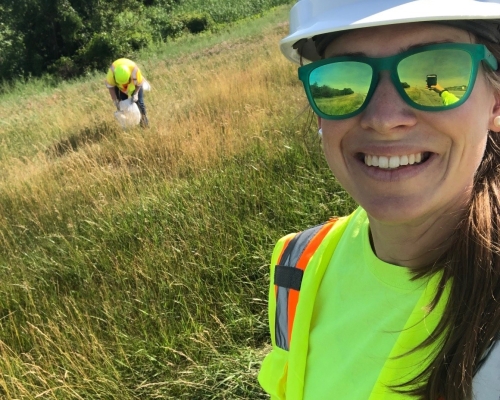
[359, 72, 418, 134]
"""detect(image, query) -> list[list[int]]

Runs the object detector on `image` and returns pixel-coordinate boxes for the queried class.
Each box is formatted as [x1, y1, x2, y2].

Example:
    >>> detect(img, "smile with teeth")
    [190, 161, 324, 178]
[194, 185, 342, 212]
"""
[363, 152, 429, 169]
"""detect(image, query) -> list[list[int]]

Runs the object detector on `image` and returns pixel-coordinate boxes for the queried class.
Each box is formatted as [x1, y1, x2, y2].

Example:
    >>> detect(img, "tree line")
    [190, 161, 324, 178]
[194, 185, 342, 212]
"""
[311, 82, 354, 98]
[0, 0, 290, 85]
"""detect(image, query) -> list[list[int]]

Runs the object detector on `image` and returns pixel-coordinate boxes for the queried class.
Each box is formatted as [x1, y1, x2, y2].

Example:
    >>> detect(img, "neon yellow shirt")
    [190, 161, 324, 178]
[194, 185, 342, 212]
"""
[440, 90, 460, 106]
[303, 208, 426, 399]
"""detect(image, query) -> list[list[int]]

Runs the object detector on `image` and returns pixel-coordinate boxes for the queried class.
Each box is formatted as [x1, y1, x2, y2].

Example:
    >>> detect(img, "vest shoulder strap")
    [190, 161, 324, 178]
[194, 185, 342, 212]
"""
[274, 218, 338, 351]
[257, 210, 355, 399]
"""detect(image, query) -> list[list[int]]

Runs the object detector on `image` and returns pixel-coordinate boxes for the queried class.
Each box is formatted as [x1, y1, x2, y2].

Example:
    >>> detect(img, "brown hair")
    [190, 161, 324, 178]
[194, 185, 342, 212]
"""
[398, 27, 500, 400]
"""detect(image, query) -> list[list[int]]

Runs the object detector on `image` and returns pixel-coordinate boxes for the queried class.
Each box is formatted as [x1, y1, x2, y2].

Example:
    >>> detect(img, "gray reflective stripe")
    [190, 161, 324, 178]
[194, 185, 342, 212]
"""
[274, 223, 325, 351]
[275, 285, 289, 350]
[473, 340, 500, 399]
[280, 225, 321, 268]
[131, 66, 139, 85]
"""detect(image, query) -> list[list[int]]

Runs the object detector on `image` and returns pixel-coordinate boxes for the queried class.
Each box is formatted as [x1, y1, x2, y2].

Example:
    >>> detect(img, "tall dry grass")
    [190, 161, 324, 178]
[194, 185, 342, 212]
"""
[0, 22, 302, 210]
[0, 6, 354, 399]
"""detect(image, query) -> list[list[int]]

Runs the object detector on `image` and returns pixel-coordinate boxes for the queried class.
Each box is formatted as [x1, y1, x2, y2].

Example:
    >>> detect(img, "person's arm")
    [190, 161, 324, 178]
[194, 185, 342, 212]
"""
[130, 88, 139, 102]
[439, 90, 459, 106]
[105, 68, 120, 110]
[108, 87, 120, 110]
[429, 83, 459, 106]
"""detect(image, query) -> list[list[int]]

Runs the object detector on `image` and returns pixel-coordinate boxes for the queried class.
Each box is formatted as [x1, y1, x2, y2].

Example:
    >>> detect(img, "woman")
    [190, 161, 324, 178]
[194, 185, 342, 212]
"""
[259, 1, 500, 399]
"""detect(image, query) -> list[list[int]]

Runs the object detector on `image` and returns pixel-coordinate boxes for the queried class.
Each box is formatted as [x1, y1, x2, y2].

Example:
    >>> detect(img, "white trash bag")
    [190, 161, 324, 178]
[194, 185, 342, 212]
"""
[142, 79, 151, 91]
[114, 99, 141, 129]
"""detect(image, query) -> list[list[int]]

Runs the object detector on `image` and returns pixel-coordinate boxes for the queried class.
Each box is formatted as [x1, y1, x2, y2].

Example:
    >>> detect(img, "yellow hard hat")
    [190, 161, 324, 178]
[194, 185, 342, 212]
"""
[114, 65, 131, 84]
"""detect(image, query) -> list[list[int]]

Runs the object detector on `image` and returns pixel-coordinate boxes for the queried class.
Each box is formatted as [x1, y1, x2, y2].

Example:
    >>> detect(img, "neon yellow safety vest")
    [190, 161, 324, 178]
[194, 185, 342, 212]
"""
[258, 212, 451, 399]
[105, 58, 143, 96]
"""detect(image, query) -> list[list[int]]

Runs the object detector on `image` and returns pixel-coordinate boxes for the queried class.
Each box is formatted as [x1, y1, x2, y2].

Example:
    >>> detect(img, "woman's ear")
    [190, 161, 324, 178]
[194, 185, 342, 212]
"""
[489, 91, 500, 132]
[492, 115, 500, 132]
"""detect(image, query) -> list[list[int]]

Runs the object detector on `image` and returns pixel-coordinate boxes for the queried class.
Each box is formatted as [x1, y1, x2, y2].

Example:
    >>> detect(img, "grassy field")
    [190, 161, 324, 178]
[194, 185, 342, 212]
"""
[0, 5, 354, 399]
[174, 0, 292, 24]
[315, 93, 366, 116]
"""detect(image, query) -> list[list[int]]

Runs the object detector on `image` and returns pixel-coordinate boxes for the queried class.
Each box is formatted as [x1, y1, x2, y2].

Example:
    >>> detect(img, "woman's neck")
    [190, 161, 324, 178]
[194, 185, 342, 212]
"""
[367, 208, 464, 269]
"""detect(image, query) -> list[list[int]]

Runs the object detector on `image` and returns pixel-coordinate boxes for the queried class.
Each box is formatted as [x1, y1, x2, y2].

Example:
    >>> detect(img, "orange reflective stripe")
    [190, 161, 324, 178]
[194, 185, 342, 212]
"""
[287, 218, 338, 346]
[296, 218, 338, 271]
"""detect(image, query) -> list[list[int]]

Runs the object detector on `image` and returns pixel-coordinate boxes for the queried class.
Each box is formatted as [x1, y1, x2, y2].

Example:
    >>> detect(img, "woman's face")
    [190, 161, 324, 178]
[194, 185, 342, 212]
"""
[320, 23, 500, 225]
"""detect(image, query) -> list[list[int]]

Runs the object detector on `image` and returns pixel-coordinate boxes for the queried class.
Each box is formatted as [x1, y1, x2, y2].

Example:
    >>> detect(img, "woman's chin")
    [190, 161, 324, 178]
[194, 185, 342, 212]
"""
[359, 197, 434, 226]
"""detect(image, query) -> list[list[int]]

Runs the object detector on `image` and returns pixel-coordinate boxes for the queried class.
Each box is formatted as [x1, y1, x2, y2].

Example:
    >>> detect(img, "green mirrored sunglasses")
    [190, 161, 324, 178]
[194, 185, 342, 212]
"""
[298, 43, 498, 120]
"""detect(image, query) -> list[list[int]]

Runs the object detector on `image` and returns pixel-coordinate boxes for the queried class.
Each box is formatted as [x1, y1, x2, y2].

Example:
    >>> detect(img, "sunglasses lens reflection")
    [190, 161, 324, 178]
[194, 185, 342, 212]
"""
[397, 49, 472, 107]
[308, 61, 372, 116]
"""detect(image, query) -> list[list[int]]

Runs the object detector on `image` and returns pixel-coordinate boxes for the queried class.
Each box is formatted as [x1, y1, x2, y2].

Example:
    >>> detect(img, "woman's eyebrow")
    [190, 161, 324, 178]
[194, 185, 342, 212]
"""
[406, 39, 455, 51]
[328, 40, 457, 58]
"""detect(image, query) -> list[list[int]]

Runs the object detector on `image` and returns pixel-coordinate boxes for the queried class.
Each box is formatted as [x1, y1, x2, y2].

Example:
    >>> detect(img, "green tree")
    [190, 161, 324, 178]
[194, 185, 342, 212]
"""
[1, 0, 139, 80]
[2, 0, 86, 78]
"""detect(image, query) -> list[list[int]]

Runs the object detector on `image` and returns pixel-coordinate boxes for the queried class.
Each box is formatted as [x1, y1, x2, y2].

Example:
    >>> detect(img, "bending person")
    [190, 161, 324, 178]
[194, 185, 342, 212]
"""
[105, 58, 149, 128]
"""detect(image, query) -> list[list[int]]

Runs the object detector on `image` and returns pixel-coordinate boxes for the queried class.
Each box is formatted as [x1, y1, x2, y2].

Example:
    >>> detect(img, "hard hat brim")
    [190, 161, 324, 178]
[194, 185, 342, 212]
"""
[280, 0, 500, 64]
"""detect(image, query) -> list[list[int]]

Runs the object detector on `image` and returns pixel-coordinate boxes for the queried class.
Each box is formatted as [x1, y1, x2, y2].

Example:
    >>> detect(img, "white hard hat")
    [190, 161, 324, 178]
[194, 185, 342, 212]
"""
[280, 0, 500, 64]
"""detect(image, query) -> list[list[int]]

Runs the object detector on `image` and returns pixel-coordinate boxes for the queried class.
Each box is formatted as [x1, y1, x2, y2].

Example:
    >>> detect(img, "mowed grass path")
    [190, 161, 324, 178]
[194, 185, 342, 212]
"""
[0, 5, 355, 399]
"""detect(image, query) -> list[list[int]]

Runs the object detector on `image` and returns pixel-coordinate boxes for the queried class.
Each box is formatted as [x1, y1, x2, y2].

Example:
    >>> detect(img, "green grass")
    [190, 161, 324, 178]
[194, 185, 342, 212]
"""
[315, 93, 366, 116]
[0, 135, 354, 399]
[175, 0, 293, 24]
[0, 4, 355, 398]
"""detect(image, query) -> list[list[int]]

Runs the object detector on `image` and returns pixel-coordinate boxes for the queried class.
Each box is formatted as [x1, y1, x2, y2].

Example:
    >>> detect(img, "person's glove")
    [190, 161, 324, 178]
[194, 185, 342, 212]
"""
[131, 93, 139, 103]
[114, 99, 120, 111]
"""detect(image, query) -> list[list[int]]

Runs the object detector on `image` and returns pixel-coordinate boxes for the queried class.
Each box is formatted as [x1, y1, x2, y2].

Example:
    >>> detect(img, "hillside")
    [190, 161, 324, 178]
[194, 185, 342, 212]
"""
[0, 5, 355, 399]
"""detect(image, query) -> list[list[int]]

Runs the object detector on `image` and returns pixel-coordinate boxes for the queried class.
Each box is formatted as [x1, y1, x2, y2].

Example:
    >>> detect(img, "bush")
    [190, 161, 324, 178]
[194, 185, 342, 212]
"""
[181, 12, 214, 34]
[144, 6, 185, 41]
[78, 9, 154, 72]
[78, 32, 123, 71]
[0, 34, 26, 81]
[162, 16, 185, 39]
[48, 56, 80, 79]
[114, 10, 154, 51]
